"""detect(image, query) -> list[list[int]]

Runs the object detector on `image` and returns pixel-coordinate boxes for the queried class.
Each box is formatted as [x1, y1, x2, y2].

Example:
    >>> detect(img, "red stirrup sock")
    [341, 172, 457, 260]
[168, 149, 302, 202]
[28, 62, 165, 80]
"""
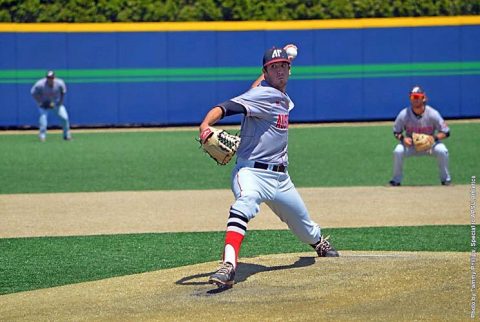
[223, 231, 245, 268]
[223, 211, 249, 268]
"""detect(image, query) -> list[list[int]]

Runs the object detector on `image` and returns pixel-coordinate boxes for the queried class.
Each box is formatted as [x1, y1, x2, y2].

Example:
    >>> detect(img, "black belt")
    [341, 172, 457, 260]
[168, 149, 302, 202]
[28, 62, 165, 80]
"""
[253, 162, 286, 173]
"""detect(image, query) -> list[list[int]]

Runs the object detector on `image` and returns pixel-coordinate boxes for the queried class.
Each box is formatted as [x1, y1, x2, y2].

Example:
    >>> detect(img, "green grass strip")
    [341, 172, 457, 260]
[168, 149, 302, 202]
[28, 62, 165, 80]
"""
[1, 123, 478, 194]
[0, 225, 475, 295]
[1, 61, 479, 83]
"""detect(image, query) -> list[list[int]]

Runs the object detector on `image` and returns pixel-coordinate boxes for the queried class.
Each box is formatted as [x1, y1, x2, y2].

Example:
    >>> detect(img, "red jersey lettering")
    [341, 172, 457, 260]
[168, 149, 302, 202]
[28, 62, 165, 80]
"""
[276, 114, 289, 129]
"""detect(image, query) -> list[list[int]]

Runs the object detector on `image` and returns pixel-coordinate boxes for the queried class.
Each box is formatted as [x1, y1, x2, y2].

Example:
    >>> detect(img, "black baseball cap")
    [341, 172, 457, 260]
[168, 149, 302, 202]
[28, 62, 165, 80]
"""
[263, 47, 290, 67]
[46, 70, 55, 78]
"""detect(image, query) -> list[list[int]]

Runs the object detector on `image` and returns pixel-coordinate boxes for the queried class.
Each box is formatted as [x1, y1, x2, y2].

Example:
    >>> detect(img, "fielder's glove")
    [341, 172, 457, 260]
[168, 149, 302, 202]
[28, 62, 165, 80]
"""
[198, 126, 240, 165]
[40, 101, 55, 109]
[412, 132, 435, 152]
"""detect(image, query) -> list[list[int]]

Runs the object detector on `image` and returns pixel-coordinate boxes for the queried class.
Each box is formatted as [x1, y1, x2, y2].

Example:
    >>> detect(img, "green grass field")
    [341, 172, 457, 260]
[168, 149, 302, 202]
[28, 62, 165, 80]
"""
[0, 122, 478, 295]
[0, 123, 479, 194]
[0, 225, 475, 295]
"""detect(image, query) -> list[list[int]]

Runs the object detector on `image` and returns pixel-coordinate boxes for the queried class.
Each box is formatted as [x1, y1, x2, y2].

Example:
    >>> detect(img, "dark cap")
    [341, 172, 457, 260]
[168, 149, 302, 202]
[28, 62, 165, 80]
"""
[46, 70, 55, 78]
[263, 47, 290, 67]
[410, 86, 425, 96]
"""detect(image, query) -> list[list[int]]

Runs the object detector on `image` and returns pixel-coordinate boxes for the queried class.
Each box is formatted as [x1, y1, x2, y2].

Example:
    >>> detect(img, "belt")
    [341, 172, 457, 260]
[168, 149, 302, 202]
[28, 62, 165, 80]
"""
[253, 162, 286, 173]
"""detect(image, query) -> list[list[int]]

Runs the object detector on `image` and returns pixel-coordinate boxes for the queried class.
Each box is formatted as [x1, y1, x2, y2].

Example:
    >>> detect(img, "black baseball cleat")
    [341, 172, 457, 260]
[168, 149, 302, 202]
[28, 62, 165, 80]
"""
[388, 180, 401, 187]
[313, 235, 339, 257]
[441, 180, 452, 186]
[208, 262, 235, 287]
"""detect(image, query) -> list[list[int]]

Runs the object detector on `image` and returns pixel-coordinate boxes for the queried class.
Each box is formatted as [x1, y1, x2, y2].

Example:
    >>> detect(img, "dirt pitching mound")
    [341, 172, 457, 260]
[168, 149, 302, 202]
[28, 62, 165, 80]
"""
[0, 251, 470, 321]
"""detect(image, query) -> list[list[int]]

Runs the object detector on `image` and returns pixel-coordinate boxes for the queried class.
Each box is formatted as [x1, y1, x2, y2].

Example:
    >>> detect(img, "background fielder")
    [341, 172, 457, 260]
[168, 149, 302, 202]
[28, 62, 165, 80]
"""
[389, 86, 451, 186]
[31, 70, 72, 142]
[199, 46, 338, 288]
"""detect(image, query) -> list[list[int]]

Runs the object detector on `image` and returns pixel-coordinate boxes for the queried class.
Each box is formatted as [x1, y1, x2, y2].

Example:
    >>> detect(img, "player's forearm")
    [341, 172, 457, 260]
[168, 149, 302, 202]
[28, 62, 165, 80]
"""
[434, 132, 448, 141]
[32, 94, 42, 104]
[199, 106, 224, 132]
[393, 131, 413, 146]
[393, 132, 404, 142]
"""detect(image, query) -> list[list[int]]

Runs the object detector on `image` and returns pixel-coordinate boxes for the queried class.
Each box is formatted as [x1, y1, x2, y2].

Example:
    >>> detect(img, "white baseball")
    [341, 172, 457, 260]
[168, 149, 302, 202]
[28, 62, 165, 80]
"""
[285, 44, 298, 59]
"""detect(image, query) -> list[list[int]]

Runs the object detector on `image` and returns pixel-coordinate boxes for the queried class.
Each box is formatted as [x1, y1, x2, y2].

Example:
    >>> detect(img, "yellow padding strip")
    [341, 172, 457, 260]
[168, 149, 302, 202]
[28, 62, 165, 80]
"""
[1, 16, 479, 32]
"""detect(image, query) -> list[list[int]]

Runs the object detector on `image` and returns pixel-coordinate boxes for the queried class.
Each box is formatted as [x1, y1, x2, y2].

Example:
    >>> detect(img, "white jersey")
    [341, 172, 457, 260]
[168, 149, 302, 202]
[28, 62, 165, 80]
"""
[30, 78, 67, 104]
[393, 105, 449, 136]
[231, 81, 294, 164]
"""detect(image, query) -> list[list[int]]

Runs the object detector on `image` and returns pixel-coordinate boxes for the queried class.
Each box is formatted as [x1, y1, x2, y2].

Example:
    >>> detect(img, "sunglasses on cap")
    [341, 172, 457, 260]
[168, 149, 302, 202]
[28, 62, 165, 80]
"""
[410, 94, 425, 99]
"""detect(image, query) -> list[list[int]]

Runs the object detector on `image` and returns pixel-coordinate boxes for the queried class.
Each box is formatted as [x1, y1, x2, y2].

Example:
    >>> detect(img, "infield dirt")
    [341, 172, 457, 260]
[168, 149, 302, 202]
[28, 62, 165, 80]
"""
[0, 185, 470, 238]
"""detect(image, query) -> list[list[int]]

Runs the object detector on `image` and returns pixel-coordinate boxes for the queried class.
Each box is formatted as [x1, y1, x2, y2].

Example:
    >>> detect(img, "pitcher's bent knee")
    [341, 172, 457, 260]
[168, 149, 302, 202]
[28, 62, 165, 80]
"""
[231, 194, 261, 221]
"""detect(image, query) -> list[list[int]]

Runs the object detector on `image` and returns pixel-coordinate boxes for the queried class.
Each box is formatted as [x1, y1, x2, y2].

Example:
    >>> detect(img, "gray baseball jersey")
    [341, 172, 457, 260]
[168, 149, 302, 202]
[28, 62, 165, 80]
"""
[227, 80, 321, 246]
[231, 81, 294, 164]
[393, 105, 449, 136]
[31, 78, 67, 104]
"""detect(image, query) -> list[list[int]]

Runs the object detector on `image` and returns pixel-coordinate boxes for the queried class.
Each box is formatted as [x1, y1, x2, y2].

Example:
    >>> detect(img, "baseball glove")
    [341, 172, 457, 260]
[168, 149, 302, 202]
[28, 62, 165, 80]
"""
[40, 101, 55, 109]
[199, 127, 240, 165]
[412, 132, 435, 152]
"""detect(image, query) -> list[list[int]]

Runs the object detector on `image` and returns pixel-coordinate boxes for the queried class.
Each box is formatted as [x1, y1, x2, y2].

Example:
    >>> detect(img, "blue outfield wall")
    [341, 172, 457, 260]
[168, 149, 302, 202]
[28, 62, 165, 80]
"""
[0, 18, 479, 128]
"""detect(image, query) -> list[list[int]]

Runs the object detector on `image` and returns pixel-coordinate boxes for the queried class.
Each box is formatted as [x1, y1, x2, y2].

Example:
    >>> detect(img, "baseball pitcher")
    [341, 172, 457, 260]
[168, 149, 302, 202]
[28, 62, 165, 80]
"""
[199, 46, 339, 289]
